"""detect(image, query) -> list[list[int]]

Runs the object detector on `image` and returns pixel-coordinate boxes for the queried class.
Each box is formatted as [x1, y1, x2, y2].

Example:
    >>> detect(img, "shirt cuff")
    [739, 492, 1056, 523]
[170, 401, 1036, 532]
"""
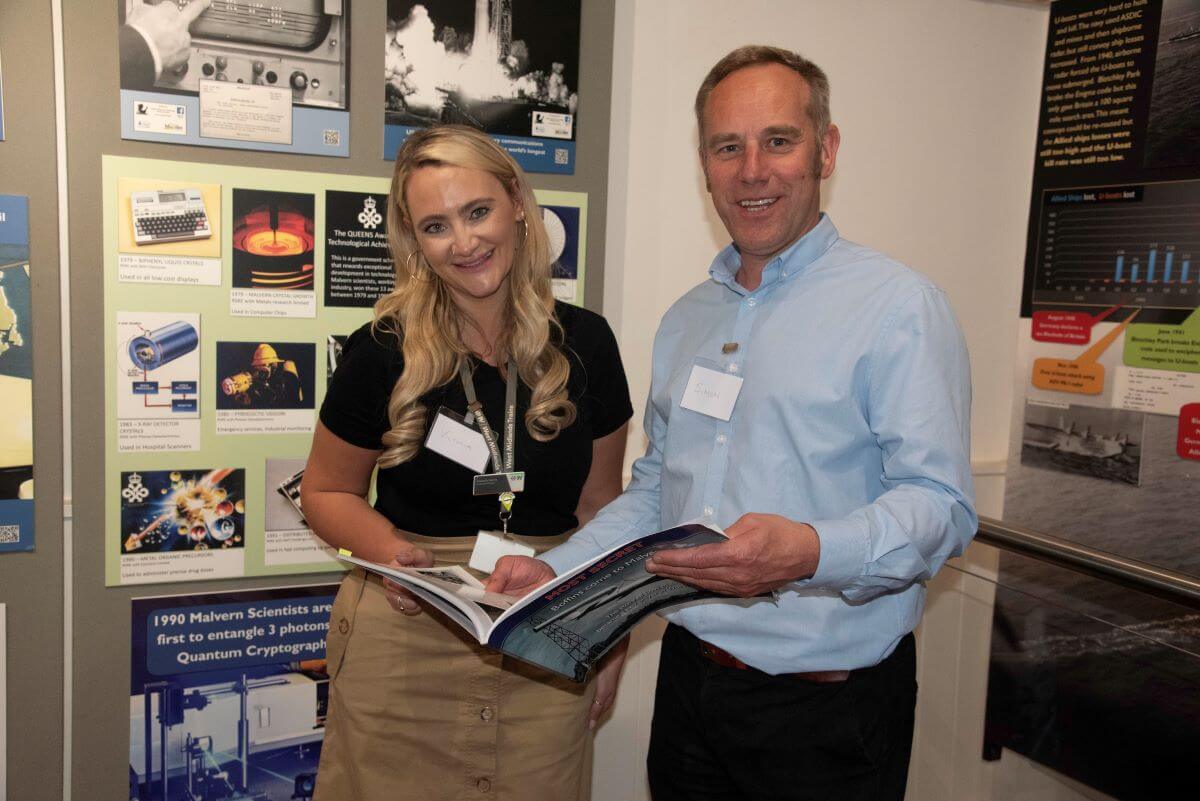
[804, 517, 869, 590]
[127, 22, 165, 80]
[539, 540, 589, 575]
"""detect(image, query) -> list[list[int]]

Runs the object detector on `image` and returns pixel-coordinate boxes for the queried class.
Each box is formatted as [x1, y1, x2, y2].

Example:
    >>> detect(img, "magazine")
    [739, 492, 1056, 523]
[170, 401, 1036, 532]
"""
[336, 522, 727, 681]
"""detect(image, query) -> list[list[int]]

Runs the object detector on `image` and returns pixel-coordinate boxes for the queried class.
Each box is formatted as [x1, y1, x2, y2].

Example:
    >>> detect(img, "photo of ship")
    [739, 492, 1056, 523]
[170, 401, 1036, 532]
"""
[1145, 0, 1200, 168]
[1168, 25, 1200, 42]
[1019, 401, 1143, 485]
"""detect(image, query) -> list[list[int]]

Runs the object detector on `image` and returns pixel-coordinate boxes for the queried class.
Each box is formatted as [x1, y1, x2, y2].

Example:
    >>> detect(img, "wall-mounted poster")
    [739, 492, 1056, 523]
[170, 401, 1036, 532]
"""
[117, 0, 350, 157]
[130, 584, 338, 801]
[384, 0, 582, 173]
[537, 191, 586, 306]
[105, 155, 581, 585]
[103, 155, 382, 585]
[0, 194, 33, 553]
[987, 2, 1200, 798]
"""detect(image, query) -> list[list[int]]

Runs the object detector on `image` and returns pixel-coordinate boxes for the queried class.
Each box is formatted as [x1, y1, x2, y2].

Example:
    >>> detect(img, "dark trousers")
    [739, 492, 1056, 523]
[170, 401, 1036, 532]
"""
[647, 625, 917, 801]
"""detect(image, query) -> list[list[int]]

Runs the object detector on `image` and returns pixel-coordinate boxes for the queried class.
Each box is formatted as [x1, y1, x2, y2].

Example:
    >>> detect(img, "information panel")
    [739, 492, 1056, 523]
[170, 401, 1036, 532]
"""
[104, 155, 587, 585]
[988, 2, 1200, 797]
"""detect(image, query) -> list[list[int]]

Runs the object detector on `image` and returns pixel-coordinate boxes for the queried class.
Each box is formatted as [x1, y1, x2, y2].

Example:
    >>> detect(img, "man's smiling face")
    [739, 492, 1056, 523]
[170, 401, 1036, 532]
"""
[700, 63, 838, 275]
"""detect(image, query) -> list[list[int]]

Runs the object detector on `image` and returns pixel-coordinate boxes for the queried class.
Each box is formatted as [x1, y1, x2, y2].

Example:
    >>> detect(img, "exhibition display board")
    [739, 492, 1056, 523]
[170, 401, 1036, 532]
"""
[384, 0, 584, 173]
[986, 1, 1200, 798]
[102, 155, 586, 587]
[0, 1, 616, 798]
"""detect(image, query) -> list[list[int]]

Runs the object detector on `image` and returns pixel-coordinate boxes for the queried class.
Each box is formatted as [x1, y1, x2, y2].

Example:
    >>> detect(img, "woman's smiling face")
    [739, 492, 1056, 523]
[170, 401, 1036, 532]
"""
[404, 164, 524, 308]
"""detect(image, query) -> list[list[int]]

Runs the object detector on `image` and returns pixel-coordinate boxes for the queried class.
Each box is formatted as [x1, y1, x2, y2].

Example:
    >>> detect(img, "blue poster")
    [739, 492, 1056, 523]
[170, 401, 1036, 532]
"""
[130, 584, 339, 801]
[384, 1, 581, 173]
[0, 194, 32, 553]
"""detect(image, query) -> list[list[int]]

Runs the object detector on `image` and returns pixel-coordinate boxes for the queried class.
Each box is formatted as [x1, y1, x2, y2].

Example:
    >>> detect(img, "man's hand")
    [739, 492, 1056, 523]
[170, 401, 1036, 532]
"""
[589, 636, 629, 731]
[382, 547, 435, 616]
[128, 0, 212, 74]
[485, 555, 556, 597]
[645, 513, 821, 597]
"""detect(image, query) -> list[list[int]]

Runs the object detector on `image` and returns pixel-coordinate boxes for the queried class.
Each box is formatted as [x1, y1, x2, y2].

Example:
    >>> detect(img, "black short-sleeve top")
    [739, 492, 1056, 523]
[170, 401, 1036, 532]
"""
[320, 302, 634, 538]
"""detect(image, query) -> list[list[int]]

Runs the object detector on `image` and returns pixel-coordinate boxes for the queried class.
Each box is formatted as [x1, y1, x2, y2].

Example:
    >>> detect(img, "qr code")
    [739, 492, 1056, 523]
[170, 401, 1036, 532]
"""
[554, 148, 569, 165]
[0, 525, 19, 544]
[323, 129, 341, 146]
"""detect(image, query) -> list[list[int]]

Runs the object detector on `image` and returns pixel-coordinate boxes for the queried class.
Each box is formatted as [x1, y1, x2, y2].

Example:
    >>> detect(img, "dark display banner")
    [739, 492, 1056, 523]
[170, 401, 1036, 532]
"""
[324, 190, 394, 308]
[988, 2, 1200, 797]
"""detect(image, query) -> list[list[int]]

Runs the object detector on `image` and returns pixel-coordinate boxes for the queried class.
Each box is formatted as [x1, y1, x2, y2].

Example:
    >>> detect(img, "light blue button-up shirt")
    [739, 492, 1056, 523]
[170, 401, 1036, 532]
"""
[543, 215, 977, 674]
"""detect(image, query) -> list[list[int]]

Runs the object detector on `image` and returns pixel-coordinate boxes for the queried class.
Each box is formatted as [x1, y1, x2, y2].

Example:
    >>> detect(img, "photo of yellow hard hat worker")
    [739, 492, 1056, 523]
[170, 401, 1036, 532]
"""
[215, 341, 315, 411]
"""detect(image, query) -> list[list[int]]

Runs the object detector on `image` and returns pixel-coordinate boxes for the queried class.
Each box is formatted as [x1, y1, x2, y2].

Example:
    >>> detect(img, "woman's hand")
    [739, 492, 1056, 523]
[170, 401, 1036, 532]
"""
[589, 636, 630, 731]
[382, 547, 436, 615]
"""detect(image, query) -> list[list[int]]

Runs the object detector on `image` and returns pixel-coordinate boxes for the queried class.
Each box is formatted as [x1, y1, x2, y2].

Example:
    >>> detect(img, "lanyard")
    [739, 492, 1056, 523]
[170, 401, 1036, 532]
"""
[459, 358, 519, 532]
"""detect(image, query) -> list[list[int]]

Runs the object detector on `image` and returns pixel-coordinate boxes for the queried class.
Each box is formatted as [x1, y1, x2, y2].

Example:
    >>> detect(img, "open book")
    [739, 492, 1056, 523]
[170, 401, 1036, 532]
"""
[336, 522, 727, 682]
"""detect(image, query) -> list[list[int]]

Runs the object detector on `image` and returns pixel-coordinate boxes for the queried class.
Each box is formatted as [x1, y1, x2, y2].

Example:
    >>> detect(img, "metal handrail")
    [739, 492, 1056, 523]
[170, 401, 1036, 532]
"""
[976, 516, 1200, 610]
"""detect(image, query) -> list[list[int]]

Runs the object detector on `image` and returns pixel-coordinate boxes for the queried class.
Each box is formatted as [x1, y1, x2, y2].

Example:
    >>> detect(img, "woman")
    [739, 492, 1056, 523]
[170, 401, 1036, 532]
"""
[304, 124, 633, 801]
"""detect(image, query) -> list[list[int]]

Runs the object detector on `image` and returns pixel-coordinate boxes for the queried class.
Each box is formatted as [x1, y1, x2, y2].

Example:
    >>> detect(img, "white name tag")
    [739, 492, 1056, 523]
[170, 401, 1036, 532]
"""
[470, 530, 537, 573]
[425, 408, 491, 473]
[680, 364, 744, 421]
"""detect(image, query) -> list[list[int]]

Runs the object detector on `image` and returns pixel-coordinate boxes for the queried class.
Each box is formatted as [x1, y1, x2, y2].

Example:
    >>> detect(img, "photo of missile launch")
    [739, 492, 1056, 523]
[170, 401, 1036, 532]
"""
[385, 0, 581, 141]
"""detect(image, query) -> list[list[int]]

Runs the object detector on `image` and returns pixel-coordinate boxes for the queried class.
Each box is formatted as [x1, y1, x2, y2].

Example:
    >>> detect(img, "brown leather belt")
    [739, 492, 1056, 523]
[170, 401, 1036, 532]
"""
[698, 639, 850, 683]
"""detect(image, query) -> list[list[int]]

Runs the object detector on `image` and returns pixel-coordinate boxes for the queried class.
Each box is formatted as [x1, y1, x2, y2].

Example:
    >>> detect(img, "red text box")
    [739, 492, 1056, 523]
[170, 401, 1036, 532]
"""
[1177, 403, 1200, 461]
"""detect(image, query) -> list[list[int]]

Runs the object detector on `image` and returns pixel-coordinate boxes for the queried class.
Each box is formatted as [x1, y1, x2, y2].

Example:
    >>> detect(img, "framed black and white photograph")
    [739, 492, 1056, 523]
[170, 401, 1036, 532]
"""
[1019, 400, 1144, 486]
[384, 0, 582, 173]
[117, 0, 350, 155]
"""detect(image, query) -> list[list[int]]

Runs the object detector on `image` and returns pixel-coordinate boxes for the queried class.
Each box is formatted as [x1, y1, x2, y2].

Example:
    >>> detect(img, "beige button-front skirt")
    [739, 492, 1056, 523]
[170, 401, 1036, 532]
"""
[314, 532, 595, 801]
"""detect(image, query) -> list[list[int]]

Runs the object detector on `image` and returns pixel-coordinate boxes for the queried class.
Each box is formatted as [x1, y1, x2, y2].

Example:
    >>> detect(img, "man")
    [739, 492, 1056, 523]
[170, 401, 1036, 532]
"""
[488, 45, 975, 800]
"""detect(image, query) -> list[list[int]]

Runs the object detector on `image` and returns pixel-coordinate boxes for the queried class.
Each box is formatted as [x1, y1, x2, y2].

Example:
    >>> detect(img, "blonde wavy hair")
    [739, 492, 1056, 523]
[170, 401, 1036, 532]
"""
[373, 125, 576, 468]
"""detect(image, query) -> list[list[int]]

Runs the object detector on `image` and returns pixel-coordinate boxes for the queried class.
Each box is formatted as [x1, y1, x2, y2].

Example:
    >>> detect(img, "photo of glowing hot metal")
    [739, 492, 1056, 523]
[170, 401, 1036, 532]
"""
[231, 189, 315, 291]
[120, 469, 246, 555]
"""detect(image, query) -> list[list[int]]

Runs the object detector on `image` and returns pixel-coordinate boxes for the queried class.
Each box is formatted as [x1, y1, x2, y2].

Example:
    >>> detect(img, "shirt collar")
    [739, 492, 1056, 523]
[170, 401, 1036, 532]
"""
[708, 214, 840, 295]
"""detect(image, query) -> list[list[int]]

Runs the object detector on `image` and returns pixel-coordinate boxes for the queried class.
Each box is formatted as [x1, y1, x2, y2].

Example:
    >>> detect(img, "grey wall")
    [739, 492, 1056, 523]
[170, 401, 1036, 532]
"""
[0, 2, 66, 800]
[0, 2, 615, 798]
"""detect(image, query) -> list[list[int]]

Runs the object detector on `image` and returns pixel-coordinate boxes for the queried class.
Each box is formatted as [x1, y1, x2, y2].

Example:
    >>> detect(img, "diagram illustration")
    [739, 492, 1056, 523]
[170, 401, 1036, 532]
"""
[117, 312, 201, 420]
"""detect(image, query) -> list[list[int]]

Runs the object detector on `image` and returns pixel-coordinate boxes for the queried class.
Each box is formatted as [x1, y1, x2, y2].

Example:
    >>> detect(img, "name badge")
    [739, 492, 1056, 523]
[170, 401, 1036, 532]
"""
[680, 364, 744, 421]
[425, 407, 491, 473]
[473, 471, 526, 495]
[470, 530, 537, 573]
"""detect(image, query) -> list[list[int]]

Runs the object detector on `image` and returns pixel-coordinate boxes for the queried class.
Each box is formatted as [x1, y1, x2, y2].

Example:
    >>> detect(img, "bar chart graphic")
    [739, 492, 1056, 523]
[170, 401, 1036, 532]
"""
[1033, 181, 1200, 311]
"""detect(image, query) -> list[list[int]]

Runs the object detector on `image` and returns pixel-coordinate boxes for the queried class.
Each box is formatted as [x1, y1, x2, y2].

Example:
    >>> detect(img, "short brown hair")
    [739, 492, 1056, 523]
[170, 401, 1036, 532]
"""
[694, 45, 831, 141]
